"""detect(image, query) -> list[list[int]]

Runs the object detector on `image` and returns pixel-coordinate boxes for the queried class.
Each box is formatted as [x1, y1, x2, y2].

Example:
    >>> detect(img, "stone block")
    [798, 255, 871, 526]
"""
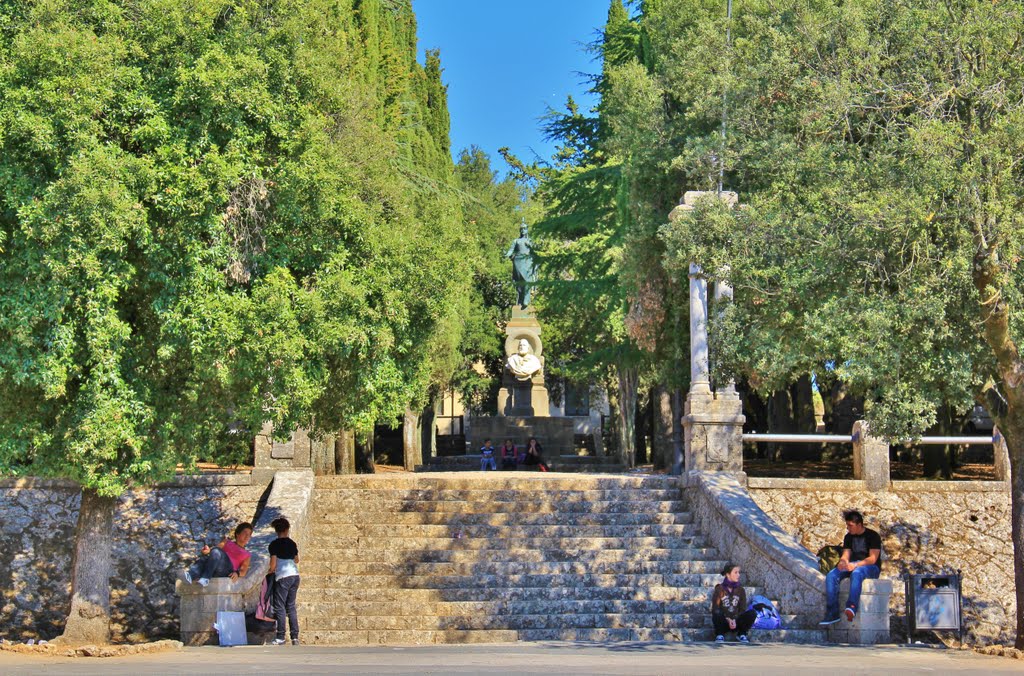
[827, 578, 892, 644]
[852, 421, 890, 491]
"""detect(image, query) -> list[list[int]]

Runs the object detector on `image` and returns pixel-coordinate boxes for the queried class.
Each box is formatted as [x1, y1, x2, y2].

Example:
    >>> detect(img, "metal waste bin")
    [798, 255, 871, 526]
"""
[905, 572, 962, 643]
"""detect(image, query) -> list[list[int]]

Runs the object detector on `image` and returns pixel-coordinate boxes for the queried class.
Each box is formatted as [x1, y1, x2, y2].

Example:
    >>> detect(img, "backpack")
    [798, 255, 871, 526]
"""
[748, 594, 782, 630]
[255, 572, 276, 622]
[817, 544, 844, 574]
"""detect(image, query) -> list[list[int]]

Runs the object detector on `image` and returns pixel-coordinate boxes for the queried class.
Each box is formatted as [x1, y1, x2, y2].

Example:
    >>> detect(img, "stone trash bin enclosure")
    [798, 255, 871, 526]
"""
[827, 578, 893, 644]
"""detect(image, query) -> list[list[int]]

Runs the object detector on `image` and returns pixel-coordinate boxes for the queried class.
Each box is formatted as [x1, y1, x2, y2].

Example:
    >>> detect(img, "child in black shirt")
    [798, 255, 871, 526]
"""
[269, 517, 300, 645]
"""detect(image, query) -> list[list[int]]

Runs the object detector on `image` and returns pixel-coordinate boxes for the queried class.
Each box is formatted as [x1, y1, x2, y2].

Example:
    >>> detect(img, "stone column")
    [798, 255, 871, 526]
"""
[852, 420, 890, 491]
[671, 191, 744, 474]
[688, 263, 711, 396]
[994, 427, 1011, 482]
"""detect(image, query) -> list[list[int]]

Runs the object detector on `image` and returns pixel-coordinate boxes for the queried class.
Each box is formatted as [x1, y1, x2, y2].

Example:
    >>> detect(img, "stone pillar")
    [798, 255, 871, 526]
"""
[670, 191, 744, 473]
[827, 578, 892, 644]
[852, 420, 890, 491]
[253, 424, 312, 484]
[688, 263, 711, 396]
[994, 427, 1011, 482]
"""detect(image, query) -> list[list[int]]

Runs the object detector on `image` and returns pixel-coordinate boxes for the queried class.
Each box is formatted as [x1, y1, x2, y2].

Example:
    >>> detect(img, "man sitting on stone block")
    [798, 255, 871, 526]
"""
[820, 509, 882, 625]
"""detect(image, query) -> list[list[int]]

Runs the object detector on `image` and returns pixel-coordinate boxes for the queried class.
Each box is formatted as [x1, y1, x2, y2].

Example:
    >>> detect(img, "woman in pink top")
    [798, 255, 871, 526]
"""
[184, 522, 253, 586]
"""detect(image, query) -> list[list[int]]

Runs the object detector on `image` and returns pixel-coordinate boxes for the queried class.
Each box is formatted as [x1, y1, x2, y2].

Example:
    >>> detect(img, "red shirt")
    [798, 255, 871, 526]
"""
[223, 540, 250, 571]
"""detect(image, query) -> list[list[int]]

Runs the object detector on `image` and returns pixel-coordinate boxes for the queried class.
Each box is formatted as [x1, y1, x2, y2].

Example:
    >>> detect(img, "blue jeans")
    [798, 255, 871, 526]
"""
[273, 575, 300, 641]
[825, 564, 880, 619]
[187, 546, 233, 580]
[480, 456, 496, 470]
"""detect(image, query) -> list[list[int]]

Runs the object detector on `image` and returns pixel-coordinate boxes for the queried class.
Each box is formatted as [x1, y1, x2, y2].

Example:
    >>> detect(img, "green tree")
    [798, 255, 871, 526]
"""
[0, 0, 468, 642]
[634, 0, 1024, 646]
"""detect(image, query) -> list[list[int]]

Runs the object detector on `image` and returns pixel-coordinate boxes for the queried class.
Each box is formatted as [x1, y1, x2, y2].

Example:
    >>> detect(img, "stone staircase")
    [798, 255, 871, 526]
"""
[299, 473, 825, 644]
[419, 454, 624, 473]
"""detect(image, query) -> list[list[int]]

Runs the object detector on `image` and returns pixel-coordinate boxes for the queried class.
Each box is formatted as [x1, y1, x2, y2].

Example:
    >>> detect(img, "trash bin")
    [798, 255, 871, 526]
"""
[905, 572, 962, 643]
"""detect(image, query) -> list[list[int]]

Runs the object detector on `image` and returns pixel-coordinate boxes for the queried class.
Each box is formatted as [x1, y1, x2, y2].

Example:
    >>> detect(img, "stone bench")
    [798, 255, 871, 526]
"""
[827, 578, 892, 644]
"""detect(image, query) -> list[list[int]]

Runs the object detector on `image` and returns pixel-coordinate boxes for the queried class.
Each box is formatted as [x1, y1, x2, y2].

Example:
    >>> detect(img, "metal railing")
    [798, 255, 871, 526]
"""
[742, 433, 995, 445]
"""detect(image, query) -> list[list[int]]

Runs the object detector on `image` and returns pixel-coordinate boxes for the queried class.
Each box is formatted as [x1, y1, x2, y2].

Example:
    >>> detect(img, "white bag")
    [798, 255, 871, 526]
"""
[214, 610, 248, 646]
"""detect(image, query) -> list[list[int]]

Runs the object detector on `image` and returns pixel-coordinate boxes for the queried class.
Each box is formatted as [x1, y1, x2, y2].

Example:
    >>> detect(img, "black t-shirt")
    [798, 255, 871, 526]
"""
[269, 536, 299, 560]
[843, 527, 882, 569]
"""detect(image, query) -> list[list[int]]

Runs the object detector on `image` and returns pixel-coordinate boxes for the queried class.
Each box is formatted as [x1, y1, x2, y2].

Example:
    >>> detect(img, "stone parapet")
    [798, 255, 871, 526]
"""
[684, 472, 825, 625]
[827, 578, 892, 644]
[176, 469, 314, 645]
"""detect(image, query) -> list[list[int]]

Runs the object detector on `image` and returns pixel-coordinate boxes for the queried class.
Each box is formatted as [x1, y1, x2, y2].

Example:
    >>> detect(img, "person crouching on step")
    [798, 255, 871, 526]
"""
[711, 563, 757, 643]
[269, 517, 301, 645]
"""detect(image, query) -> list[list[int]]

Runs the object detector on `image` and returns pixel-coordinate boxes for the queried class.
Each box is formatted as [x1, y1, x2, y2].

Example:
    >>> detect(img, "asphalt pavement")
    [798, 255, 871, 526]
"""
[0, 641, 1019, 676]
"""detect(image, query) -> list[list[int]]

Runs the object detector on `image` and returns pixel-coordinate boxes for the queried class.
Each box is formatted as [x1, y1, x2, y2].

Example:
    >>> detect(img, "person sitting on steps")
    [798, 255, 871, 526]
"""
[184, 522, 253, 586]
[521, 436, 549, 472]
[820, 509, 882, 625]
[711, 563, 757, 643]
[499, 438, 518, 470]
[479, 438, 497, 471]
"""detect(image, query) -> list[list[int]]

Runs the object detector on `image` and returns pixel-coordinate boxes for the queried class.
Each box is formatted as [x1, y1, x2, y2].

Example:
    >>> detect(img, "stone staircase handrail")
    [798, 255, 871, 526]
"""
[685, 471, 825, 618]
[175, 469, 314, 645]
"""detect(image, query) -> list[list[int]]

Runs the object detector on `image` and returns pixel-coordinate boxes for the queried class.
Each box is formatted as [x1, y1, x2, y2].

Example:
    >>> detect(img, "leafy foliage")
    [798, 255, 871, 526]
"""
[0, 0, 469, 493]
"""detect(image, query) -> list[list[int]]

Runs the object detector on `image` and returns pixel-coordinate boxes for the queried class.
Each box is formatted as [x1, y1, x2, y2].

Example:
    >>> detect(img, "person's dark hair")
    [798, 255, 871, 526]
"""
[528, 436, 540, 447]
[484, 438, 491, 444]
[271, 517, 290, 534]
[234, 522, 253, 537]
[721, 563, 739, 577]
[843, 510, 864, 525]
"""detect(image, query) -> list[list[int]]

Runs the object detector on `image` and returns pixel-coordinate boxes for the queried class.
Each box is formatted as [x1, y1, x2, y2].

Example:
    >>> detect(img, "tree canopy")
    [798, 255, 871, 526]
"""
[602, 0, 1024, 645]
[0, 0, 470, 494]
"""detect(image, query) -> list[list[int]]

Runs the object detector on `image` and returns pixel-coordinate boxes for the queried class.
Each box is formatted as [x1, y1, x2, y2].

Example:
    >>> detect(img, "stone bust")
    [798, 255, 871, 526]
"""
[506, 338, 542, 381]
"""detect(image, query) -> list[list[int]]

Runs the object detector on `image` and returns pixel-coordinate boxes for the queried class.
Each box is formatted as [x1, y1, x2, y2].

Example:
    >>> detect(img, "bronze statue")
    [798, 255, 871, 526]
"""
[506, 220, 537, 308]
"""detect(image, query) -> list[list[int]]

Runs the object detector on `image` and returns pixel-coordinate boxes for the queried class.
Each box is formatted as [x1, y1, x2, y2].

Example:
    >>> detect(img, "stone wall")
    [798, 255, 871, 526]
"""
[0, 475, 268, 643]
[748, 478, 1014, 644]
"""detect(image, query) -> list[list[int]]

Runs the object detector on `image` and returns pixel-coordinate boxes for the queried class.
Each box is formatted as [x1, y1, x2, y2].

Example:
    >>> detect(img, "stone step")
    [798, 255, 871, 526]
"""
[298, 599, 724, 617]
[302, 546, 721, 564]
[311, 499, 689, 515]
[303, 535, 709, 551]
[306, 511, 692, 526]
[313, 474, 682, 491]
[300, 627, 825, 645]
[300, 559, 730, 577]
[304, 523, 703, 539]
[295, 585, 761, 603]
[303, 612, 803, 631]
[298, 572, 727, 589]
[311, 487, 682, 502]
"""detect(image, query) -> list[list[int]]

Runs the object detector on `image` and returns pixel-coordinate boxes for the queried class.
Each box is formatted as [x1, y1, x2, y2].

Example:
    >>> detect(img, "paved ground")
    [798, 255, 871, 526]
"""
[0, 641, 1017, 675]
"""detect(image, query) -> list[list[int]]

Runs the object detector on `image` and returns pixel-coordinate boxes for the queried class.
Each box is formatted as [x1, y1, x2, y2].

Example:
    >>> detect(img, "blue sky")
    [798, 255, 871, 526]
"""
[413, 0, 610, 171]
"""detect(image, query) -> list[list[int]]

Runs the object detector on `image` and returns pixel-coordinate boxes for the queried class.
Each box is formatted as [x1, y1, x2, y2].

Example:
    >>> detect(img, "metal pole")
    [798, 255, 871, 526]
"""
[718, 0, 732, 195]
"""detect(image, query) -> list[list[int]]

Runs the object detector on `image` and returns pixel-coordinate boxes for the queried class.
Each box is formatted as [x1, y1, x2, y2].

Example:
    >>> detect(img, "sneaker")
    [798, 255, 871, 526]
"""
[271, 638, 287, 645]
[184, 571, 193, 584]
[844, 607, 856, 622]
[197, 577, 210, 587]
[715, 635, 725, 643]
[738, 635, 750, 643]
[819, 617, 841, 626]
[291, 639, 300, 645]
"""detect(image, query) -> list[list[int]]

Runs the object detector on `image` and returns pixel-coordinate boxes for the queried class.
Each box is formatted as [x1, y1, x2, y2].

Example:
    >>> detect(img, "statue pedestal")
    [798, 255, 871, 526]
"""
[499, 305, 549, 417]
[498, 373, 549, 416]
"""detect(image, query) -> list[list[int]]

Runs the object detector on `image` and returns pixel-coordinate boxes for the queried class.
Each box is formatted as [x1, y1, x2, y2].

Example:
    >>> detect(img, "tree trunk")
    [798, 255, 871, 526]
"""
[652, 386, 673, 471]
[973, 244, 1024, 647]
[616, 364, 639, 468]
[671, 388, 684, 475]
[421, 403, 437, 466]
[56, 487, 117, 645]
[403, 405, 422, 472]
[356, 429, 376, 474]
[335, 430, 356, 475]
